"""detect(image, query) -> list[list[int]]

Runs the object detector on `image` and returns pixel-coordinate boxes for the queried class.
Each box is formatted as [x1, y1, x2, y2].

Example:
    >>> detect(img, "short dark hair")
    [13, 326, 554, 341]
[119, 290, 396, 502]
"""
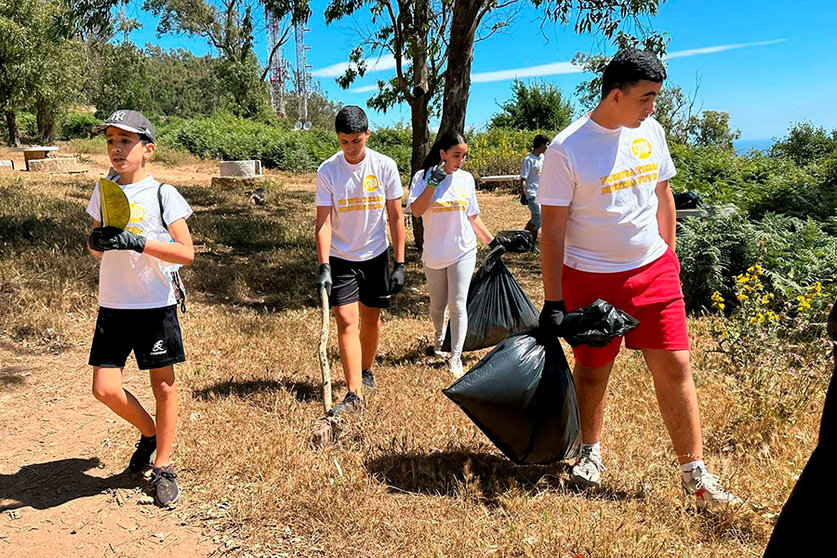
[335, 106, 368, 134]
[533, 134, 550, 149]
[601, 48, 666, 100]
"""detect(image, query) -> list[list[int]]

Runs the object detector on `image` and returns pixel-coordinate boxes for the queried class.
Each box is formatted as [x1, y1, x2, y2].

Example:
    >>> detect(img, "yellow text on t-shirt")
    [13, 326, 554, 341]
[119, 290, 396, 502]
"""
[599, 162, 659, 195]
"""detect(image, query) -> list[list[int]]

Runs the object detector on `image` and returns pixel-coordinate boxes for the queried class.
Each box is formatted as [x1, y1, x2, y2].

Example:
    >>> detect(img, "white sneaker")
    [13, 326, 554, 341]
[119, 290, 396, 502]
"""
[681, 466, 743, 512]
[433, 336, 449, 358]
[570, 445, 605, 487]
[449, 356, 464, 379]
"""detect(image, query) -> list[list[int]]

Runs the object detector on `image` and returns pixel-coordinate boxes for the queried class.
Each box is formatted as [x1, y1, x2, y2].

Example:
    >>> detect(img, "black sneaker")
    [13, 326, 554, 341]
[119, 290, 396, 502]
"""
[151, 465, 180, 506]
[329, 391, 363, 417]
[128, 434, 156, 473]
[362, 369, 376, 393]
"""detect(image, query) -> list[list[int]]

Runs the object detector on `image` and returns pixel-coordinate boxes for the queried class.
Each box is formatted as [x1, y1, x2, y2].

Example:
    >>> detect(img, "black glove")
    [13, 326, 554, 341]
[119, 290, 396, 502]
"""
[89, 226, 146, 253]
[539, 300, 567, 338]
[390, 262, 405, 294]
[520, 193, 528, 205]
[317, 263, 332, 296]
[427, 164, 447, 189]
[487, 237, 507, 258]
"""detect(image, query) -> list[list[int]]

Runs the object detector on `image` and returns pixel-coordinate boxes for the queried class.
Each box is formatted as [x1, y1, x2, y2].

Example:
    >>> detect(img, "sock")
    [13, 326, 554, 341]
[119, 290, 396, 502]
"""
[680, 460, 706, 474]
[581, 442, 601, 458]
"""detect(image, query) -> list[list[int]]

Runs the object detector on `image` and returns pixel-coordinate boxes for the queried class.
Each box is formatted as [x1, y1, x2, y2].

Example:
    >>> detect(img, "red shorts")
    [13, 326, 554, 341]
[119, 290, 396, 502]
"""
[562, 247, 689, 367]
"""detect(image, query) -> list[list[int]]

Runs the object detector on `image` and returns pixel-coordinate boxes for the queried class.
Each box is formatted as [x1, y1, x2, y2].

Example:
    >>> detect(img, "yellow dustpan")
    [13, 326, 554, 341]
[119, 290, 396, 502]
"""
[98, 178, 130, 229]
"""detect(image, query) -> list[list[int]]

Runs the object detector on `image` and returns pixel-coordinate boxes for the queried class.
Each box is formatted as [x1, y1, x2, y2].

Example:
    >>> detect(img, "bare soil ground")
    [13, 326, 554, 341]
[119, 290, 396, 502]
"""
[0, 144, 828, 557]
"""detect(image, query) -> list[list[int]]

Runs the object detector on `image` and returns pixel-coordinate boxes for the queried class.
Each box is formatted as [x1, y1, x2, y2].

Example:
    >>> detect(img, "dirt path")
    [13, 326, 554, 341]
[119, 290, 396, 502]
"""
[0, 345, 219, 557]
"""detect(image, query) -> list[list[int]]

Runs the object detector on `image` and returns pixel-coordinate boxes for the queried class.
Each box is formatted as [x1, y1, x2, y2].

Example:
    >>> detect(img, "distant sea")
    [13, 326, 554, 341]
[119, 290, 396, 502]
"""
[734, 138, 773, 155]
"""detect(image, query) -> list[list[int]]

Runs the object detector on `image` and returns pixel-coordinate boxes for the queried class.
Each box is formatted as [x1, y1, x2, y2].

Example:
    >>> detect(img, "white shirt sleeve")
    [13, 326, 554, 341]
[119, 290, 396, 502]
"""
[315, 170, 333, 207]
[466, 174, 480, 217]
[535, 144, 574, 207]
[86, 184, 101, 222]
[520, 155, 532, 180]
[384, 158, 404, 200]
[406, 171, 426, 211]
[160, 184, 193, 225]
[656, 125, 677, 182]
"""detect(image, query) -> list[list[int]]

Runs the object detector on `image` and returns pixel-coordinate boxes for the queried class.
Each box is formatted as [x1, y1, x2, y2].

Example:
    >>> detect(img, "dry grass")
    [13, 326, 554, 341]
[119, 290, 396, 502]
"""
[0, 149, 830, 557]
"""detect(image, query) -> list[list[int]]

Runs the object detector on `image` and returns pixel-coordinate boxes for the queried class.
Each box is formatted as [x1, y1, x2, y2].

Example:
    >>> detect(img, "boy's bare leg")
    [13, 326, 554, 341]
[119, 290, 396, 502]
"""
[92, 367, 156, 437]
[642, 349, 703, 464]
[149, 366, 178, 467]
[573, 360, 616, 443]
[358, 303, 382, 372]
[333, 302, 363, 395]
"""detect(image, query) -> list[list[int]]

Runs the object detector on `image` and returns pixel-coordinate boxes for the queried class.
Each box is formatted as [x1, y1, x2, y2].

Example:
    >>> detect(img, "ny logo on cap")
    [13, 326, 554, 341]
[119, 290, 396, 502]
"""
[109, 110, 127, 122]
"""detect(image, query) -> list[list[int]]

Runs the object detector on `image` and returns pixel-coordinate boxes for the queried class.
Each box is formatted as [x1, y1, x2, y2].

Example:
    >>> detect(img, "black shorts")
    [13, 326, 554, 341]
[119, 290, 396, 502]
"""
[330, 250, 391, 308]
[89, 306, 186, 370]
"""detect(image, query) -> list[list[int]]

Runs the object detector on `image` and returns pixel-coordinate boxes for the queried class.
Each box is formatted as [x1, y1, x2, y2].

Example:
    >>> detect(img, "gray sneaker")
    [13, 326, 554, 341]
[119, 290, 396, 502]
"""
[682, 466, 743, 512]
[151, 464, 180, 507]
[570, 445, 605, 487]
[362, 369, 376, 393]
[329, 391, 363, 417]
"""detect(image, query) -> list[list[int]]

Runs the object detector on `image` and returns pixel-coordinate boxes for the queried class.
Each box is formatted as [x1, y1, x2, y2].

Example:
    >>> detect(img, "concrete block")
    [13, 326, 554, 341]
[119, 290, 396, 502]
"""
[210, 175, 268, 189]
[28, 157, 79, 172]
[0, 159, 13, 170]
[219, 160, 262, 177]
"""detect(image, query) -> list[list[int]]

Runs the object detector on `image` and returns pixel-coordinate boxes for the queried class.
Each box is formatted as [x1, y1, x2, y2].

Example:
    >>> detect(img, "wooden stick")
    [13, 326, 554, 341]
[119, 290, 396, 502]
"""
[318, 286, 332, 413]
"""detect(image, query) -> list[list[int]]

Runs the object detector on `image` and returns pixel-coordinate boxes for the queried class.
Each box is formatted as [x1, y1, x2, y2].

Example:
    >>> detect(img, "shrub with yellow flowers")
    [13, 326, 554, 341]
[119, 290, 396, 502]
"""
[708, 264, 832, 442]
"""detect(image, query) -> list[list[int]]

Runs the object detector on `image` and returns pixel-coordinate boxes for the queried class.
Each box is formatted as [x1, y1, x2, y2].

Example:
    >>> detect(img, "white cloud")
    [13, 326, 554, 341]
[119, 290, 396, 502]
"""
[466, 39, 787, 84]
[312, 54, 402, 78]
[471, 61, 581, 83]
[351, 85, 380, 93]
[665, 39, 787, 60]
[342, 39, 788, 91]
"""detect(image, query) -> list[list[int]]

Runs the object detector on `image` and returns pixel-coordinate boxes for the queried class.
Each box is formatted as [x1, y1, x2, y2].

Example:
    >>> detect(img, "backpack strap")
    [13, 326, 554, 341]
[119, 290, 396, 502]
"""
[157, 183, 168, 230]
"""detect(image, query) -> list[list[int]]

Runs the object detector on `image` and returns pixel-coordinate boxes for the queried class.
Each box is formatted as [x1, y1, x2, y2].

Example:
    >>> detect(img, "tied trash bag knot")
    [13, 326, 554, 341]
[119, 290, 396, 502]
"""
[561, 299, 639, 348]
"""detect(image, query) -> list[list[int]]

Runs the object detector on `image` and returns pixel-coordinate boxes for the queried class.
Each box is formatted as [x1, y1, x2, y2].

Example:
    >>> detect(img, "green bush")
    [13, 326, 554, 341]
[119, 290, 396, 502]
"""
[677, 212, 837, 312]
[67, 136, 106, 154]
[156, 112, 338, 172]
[58, 112, 100, 140]
[464, 128, 553, 183]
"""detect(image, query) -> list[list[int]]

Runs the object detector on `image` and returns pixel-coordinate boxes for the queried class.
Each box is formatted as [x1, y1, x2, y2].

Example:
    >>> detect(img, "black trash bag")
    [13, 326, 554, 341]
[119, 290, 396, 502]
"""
[442, 247, 539, 352]
[562, 299, 640, 348]
[673, 191, 702, 209]
[442, 330, 579, 465]
[496, 229, 533, 253]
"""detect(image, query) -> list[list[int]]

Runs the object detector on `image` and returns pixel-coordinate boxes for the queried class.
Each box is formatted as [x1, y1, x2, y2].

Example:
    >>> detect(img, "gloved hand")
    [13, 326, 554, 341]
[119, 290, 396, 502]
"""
[520, 193, 528, 205]
[390, 262, 405, 294]
[487, 237, 507, 258]
[89, 226, 146, 253]
[539, 300, 567, 338]
[427, 164, 447, 189]
[317, 263, 332, 296]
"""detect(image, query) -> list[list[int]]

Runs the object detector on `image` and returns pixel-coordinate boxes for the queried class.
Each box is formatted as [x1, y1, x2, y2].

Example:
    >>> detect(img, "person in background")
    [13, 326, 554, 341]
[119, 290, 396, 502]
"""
[520, 134, 550, 248]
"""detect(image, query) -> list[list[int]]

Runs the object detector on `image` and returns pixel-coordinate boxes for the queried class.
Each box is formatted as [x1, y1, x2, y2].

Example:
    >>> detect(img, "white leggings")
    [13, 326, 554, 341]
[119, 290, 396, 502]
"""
[423, 252, 476, 358]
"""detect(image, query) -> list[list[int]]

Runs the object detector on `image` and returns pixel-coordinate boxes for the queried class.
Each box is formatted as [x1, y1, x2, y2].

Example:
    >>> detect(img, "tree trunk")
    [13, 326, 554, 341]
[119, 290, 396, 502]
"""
[409, 97, 430, 250]
[5, 111, 20, 147]
[408, 0, 432, 250]
[36, 99, 56, 144]
[438, 0, 484, 136]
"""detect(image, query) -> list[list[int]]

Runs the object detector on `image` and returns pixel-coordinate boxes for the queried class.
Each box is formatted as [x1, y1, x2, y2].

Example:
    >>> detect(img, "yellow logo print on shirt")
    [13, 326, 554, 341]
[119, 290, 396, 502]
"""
[631, 138, 652, 160]
[453, 185, 467, 199]
[125, 203, 145, 234]
[363, 175, 380, 192]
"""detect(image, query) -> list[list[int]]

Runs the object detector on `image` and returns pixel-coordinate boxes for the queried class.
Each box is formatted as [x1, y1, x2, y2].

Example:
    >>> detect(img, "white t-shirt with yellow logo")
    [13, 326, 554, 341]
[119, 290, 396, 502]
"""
[407, 168, 480, 270]
[316, 148, 403, 262]
[537, 115, 676, 273]
[86, 175, 193, 309]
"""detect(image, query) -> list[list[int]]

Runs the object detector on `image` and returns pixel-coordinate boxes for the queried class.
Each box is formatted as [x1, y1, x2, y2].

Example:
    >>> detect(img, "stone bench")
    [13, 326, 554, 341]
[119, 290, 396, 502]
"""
[10, 146, 60, 170]
[28, 157, 80, 172]
[0, 160, 13, 170]
[211, 159, 266, 189]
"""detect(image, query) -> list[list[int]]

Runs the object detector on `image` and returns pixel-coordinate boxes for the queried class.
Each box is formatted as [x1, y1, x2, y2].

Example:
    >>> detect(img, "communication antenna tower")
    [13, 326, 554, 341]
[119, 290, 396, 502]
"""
[266, 11, 289, 117]
[294, 22, 312, 130]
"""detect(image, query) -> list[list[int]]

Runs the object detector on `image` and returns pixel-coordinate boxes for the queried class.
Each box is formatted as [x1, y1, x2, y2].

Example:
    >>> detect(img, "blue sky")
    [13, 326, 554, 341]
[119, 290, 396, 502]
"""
[122, 0, 837, 141]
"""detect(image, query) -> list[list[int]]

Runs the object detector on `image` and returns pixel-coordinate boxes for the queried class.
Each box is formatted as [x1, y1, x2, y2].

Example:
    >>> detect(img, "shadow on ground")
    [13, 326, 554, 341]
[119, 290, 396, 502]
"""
[364, 449, 646, 503]
[0, 457, 136, 512]
[192, 377, 320, 404]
